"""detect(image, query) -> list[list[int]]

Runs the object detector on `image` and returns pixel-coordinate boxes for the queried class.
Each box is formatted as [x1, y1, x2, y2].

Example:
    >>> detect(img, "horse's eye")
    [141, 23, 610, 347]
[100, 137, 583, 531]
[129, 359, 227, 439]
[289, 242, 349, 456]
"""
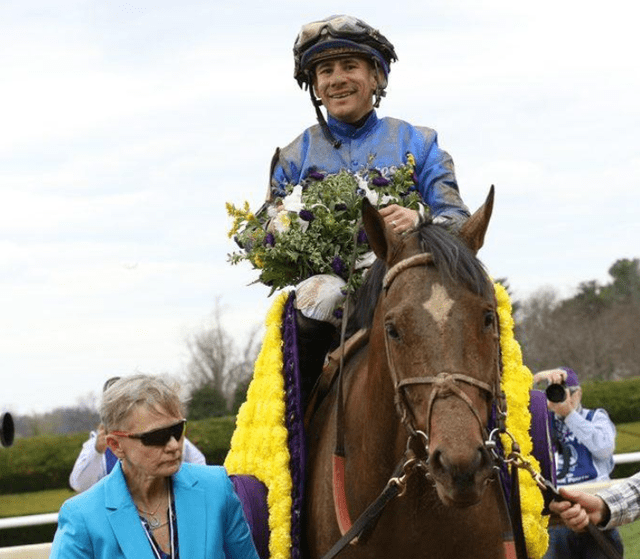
[385, 322, 401, 340]
[483, 310, 495, 330]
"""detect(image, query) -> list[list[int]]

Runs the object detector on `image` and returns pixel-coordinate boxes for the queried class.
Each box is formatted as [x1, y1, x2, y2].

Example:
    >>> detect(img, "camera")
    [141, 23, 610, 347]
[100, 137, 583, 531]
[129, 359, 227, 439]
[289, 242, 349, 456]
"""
[545, 381, 567, 403]
[1, 412, 14, 447]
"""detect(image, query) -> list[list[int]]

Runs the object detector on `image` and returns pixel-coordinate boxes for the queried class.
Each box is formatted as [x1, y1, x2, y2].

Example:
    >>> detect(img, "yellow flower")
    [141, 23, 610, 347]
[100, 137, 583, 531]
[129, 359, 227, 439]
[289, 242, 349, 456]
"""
[225, 292, 292, 559]
[406, 152, 416, 168]
[226, 201, 256, 238]
[495, 282, 549, 559]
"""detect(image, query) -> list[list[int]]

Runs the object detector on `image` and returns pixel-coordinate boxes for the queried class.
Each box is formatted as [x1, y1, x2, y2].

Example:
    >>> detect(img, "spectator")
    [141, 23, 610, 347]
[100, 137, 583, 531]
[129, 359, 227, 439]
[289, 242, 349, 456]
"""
[533, 367, 623, 558]
[51, 374, 259, 559]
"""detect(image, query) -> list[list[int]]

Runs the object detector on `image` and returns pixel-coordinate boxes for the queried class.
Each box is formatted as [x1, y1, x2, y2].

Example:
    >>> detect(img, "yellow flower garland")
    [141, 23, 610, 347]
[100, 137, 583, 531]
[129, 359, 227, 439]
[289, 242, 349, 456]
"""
[226, 285, 548, 559]
[225, 292, 292, 559]
[495, 282, 549, 559]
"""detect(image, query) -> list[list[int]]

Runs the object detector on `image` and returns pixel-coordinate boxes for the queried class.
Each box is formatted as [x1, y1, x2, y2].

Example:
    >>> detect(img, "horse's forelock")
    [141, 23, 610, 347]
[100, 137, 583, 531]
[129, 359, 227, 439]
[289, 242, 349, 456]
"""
[348, 222, 492, 331]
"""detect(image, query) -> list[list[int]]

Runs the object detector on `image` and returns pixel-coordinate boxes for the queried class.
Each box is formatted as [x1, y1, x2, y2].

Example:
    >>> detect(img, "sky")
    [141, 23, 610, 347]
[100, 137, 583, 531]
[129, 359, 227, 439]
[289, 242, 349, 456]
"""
[1, 0, 639, 415]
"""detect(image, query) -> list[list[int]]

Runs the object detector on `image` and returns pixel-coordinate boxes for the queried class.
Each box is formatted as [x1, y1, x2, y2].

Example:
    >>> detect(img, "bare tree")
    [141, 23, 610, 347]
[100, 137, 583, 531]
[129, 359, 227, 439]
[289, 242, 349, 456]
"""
[517, 260, 640, 381]
[183, 300, 261, 413]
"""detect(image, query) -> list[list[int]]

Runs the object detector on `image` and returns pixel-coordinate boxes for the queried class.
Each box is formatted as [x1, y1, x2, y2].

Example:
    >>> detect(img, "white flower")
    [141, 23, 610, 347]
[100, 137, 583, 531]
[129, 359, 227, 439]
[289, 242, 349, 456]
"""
[355, 174, 379, 205]
[272, 211, 292, 233]
[282, 184, 304, 212]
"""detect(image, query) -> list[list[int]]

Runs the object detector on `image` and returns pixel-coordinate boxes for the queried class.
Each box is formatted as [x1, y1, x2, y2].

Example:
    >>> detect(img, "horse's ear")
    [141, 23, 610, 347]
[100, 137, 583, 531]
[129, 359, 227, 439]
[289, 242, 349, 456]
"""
[458, 185, 494, 253]
[362, 198, 389, 260]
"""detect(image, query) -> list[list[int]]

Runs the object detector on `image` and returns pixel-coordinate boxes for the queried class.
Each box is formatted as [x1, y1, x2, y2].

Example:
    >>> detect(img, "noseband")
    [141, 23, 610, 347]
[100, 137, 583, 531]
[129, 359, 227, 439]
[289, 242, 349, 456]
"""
[382, 252, 501, 451]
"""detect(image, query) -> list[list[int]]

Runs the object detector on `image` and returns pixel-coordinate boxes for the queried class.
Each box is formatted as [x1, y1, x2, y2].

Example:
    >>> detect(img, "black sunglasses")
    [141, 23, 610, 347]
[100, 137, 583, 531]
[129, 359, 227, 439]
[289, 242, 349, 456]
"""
[112, 419, 186, 447]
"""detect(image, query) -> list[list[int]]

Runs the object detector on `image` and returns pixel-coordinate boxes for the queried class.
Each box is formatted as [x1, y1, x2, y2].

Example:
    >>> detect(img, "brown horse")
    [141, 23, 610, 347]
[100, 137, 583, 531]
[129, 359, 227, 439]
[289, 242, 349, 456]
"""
[305, 188, 512, 558]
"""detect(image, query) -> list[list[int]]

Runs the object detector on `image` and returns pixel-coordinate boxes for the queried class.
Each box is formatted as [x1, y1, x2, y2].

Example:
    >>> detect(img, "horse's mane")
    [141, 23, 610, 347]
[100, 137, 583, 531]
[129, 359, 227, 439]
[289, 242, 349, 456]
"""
[348, 220, 493, 331]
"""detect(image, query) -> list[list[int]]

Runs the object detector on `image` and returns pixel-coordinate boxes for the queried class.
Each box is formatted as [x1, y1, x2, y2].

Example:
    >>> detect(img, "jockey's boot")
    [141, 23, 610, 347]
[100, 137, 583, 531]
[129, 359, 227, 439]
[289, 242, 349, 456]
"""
[295, 310, 338, 406]
[294, 274, 345, 405]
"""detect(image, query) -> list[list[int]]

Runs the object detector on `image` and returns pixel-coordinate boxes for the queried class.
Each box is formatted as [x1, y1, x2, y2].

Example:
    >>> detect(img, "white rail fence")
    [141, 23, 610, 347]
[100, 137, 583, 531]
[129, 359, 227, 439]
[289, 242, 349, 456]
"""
[1, 451, 639, 557]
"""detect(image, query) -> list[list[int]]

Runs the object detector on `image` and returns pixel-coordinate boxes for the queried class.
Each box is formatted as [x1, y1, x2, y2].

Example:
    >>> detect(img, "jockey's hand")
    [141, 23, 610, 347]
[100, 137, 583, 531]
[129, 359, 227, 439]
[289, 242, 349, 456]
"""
[549, 487, 609, 531]
[379, 204, 419, 234]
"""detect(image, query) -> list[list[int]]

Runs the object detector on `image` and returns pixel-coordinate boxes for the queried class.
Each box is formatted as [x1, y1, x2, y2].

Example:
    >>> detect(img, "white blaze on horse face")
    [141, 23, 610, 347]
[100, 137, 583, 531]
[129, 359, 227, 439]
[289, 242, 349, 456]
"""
[423, 283, 454, 328]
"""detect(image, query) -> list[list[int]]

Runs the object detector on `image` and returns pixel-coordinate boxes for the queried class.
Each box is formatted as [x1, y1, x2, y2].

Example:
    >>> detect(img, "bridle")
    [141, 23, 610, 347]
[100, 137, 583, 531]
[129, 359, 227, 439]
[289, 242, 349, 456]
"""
[326, 250, 507, 559]
[381, 252, 502, 454]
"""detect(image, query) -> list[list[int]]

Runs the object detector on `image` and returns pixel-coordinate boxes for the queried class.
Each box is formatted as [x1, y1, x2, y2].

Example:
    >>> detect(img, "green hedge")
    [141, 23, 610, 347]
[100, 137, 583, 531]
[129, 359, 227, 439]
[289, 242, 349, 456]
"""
[0, 416, 236, 495]
[581, 377, 640, 424]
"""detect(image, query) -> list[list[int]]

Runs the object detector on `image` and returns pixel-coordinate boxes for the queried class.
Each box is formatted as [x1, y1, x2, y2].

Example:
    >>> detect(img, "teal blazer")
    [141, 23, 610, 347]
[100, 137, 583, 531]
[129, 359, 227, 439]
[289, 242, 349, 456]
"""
[50, 462, 260, 559]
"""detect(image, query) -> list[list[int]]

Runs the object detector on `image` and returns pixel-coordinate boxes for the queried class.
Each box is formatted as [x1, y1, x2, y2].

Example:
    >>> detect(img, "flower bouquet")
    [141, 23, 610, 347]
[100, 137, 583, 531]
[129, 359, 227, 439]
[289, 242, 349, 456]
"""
[226, 154, 426, 295]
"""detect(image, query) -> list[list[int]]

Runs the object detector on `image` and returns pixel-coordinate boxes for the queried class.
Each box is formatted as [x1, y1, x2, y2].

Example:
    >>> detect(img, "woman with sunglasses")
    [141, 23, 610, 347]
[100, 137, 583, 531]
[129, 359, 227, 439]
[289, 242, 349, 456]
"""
[50, 374, 260, 559]
[69, 376, 206, 493]
[255, 15, 471, 402]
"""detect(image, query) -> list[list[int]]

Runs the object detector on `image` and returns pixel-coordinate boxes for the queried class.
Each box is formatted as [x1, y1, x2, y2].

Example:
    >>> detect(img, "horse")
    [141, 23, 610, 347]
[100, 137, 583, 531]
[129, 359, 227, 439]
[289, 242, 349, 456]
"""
[305, 187, 514, 559]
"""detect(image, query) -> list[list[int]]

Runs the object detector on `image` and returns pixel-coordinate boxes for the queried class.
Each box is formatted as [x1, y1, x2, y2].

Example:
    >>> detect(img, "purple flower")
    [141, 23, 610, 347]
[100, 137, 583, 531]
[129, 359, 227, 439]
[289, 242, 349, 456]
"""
[333, 308, 344, 320]
[372, 176, 390, 187]
[299, 209, 315, 222]
[331, 256, 347, 278]
[263, 233, 275, 247]
[308, 170, 325, 181]
[357, 228, 368, 244]
[411, 171, 418, 184]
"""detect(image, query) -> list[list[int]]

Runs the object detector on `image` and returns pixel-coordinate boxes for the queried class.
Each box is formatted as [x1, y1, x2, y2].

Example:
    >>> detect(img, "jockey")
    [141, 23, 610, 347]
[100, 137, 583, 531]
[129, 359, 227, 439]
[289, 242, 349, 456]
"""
[262, 15, 471, 401]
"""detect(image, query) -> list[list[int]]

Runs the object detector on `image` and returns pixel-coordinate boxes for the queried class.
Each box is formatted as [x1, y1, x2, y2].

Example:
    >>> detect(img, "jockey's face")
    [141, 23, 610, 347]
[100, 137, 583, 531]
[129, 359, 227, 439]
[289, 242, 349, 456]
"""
[313, 56, 377, 124]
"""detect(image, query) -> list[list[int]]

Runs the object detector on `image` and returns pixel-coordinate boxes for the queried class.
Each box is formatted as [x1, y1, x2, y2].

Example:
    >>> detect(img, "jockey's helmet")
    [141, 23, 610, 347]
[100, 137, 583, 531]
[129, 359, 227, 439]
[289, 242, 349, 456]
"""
[293, 15, 397, 105]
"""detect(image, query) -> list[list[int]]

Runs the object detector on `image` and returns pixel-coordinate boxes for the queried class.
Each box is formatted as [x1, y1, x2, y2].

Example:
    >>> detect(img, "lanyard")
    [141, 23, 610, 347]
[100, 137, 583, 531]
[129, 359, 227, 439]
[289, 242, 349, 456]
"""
[140, 486, 176, 559]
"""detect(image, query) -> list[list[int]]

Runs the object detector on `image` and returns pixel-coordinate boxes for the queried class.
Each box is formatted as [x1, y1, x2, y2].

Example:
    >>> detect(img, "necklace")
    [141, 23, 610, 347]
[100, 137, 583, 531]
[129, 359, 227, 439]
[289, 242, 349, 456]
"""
[140, 484, 176, 559]
[136, 484, 167, 529]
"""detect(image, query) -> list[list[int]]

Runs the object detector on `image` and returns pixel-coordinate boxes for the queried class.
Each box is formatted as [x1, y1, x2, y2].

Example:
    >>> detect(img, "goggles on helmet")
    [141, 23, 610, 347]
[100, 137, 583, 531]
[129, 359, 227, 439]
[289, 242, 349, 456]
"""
[293, 15, 397, 89]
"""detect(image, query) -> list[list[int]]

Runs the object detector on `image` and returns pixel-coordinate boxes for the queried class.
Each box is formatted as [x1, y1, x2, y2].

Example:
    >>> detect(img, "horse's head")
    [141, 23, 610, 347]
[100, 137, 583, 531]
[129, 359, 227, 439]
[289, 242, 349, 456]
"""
[361, 188, 500, 508]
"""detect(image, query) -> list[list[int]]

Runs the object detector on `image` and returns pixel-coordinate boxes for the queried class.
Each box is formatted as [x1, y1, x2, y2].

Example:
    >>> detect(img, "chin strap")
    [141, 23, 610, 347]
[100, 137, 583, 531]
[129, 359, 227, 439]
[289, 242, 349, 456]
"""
[308, 86, 342, 149]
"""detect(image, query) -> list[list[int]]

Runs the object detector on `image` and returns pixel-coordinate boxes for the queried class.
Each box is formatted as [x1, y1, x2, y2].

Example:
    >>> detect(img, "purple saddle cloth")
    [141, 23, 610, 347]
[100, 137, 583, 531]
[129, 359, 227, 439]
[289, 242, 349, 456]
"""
[230, 474, 270, 559]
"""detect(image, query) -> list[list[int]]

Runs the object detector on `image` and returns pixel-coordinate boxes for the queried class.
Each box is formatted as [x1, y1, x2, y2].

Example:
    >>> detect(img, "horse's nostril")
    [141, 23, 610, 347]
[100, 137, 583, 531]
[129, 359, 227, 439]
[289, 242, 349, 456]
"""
[429, 449, 444, 473]
[479, 446, 492, 470]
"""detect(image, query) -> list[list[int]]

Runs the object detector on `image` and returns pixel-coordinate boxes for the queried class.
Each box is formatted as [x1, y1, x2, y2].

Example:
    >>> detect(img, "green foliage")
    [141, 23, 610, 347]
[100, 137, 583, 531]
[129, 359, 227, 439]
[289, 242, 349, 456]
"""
[581, 377, 640, 424]
[0, 417, 236, 495]
[184, 416, 236, 466]
[187, 383, 229, 419]
[0, 432, 87, 494]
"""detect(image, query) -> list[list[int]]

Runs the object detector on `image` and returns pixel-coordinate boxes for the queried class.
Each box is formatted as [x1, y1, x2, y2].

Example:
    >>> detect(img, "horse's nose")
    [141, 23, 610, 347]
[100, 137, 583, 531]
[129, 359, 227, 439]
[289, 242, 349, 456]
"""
[429, 444, 492, 488]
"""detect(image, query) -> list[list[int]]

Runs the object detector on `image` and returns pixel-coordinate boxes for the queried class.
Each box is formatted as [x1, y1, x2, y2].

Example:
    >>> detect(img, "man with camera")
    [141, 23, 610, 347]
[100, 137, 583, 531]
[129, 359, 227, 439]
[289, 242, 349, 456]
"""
[533, 366, 623, 558]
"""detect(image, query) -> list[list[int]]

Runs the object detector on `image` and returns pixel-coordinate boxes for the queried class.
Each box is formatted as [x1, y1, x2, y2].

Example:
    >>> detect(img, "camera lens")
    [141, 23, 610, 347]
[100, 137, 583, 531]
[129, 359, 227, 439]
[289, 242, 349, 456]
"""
[1, 413, 14, 447]
[545, 383, 567, 403]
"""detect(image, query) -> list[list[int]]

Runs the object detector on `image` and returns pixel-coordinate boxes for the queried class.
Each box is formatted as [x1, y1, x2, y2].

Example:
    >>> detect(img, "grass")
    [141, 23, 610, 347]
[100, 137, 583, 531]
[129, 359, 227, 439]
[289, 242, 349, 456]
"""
[615, 420, 640, 452]
[0, 488, 74, 519]
[620, 522, 640, 558]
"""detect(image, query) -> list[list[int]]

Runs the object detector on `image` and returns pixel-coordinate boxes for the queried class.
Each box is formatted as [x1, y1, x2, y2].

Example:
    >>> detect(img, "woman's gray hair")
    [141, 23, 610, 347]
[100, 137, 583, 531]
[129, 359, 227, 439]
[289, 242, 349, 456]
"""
[100, 374, 185, 432]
